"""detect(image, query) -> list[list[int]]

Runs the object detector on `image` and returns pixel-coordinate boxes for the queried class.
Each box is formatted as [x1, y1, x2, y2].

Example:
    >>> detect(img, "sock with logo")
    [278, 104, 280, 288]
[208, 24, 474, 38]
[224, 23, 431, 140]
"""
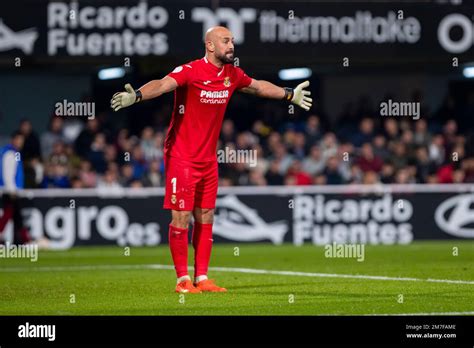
[192, 221, 213, 280]
[168, 224, 189, 279]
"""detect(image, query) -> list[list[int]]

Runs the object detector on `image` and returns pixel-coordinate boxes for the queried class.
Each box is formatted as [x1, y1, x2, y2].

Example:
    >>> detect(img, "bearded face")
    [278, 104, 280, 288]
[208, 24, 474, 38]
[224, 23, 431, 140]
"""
[216, 48, 234, 64]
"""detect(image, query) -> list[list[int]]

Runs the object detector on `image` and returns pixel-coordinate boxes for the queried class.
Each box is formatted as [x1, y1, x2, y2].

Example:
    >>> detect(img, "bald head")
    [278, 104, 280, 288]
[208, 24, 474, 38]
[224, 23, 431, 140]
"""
[205, 26, 232, 42]
[205, 26, 235, 65]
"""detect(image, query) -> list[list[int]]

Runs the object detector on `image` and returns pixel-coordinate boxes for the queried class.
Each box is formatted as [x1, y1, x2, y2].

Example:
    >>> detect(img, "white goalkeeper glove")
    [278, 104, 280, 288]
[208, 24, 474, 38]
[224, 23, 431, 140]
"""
[285, 80, 312, 111]
[110, 83, 142, 112]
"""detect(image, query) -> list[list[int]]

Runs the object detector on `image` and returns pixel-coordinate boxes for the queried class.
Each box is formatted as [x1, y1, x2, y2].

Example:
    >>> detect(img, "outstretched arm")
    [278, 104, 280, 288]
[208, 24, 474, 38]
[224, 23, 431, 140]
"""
[110, 76, 178, 112]
[240, 79, 313, 111]
[240, 79, 285, 99]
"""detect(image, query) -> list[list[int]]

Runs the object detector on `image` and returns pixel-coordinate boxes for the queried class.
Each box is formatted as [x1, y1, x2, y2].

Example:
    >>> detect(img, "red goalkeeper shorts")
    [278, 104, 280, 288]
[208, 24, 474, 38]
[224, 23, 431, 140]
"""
[163, 155, 219, 211]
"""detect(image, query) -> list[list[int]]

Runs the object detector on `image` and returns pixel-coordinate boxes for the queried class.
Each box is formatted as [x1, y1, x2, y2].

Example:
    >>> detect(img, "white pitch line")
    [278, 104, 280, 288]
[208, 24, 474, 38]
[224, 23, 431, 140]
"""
[1, 264, 474, 286]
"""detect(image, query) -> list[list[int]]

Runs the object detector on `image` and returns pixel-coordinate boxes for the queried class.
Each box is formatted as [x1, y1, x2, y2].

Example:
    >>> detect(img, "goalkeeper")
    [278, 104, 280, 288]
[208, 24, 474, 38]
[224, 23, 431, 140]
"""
[111, 26, 312, 293]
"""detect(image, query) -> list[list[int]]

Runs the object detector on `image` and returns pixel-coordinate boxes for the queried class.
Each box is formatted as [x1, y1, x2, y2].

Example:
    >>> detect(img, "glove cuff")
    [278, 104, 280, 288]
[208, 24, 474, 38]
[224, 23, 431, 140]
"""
[134, 89, 143, 103]
[283, 87, 294, 101]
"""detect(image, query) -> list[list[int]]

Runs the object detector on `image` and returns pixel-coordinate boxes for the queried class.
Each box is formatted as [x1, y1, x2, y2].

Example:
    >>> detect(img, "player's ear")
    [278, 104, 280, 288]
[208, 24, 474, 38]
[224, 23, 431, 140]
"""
[206, 40, 215, 52]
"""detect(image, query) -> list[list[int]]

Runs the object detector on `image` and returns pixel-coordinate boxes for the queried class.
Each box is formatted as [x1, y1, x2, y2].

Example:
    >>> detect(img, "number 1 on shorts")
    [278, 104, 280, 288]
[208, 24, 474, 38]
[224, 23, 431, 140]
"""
[171, 177, 177, 194]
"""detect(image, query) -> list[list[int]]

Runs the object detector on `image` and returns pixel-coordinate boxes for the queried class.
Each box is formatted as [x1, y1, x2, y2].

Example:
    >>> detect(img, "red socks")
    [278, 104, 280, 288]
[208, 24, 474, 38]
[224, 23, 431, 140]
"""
[192, 221, 213, 278]
[168, 221, 214, 279]
[168, 224, 189, 278]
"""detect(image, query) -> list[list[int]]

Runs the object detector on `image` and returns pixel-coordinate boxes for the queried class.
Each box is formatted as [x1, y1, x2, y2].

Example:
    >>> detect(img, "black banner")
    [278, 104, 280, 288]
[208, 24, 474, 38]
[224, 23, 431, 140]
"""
[0, 1, 473, 67]
[1, 186, 473, 249]
[0, 315, 473, 345]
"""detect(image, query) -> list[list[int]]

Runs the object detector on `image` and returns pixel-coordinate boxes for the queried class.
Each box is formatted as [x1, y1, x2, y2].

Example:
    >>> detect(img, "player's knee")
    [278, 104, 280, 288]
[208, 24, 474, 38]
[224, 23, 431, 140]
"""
[171, 210, 192, 229]
[194, 208, 214, 224]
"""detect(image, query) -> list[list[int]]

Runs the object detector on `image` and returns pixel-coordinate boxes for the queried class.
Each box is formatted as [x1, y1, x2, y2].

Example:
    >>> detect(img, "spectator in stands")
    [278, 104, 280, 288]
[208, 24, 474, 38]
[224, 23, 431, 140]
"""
[78, 160, 97, 188]
[87, 133, 107, 174]
[119, 163, 135, 187]
[270, 142, 293, 175]
[291, 132, 307, 160]
[70, 177, 84, 188]
[413, 119, 431, 147]
[130, 145, 147, 179]
[351, 117, 375, 147]
[362, 170, 381, 185]
[140, 127, 156, 161]
[414, 146, 435, 183]
[75, 118, 100, 158]
[23, 157, 44, 188]
[391, 142, 409, 170]
[442, 119, 458, 154]
[265, 160, 284, 185]
[19, 119, 41, 161]
[355, 143, 383, 173]
[320, 132, 338, 160]
[380, 162, 395, 184]
[251, 120, 271, 144]
[41, 117, 65, 160]
[304, 115, 323, 147]
[129, 179, 144, 188]
[221, 119, 236, 144]
[394, 168, 413, 184]
[115, 128, 131, 164]
[248, 169, 267, 186]
[461, 158, 474, 183]
[285, 160, 312, 186]
[266, 131, 282, 154]
[142, 159, 162, 187]
[97, 168, 121, 189]
[252, 144, 269, 174]
[233, 162, 250, 186]
[348, 164, 363, 184]
[401, 129, 417, 158]
[41, 161, 70, 188]
[383, 118, 399, 142]
[323, 156, 344, 185]
[372, 134, 388, 161]
[429, 134, 445, 165]
[302, 145, 325, 176]
[104, 144, 118, 168]
[452, 167, 465, 183]
[65, 143, 81, 171]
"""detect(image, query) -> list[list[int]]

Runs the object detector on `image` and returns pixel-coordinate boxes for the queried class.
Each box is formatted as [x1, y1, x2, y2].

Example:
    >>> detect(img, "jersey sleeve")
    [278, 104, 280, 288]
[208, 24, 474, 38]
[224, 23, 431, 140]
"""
[235, 67, 253, 89]
[167, 64, 193, 87]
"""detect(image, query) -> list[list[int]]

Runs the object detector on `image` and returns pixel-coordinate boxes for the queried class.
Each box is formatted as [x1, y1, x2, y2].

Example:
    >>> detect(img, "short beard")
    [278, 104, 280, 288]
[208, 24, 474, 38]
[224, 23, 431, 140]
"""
[216, 52, 234, 64]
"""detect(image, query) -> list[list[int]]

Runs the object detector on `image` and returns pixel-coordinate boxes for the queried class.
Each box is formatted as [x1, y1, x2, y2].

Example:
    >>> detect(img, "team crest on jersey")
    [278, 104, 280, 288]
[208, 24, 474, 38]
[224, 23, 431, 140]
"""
[223, 77, 231, 87]
[171, 194, 177, 204]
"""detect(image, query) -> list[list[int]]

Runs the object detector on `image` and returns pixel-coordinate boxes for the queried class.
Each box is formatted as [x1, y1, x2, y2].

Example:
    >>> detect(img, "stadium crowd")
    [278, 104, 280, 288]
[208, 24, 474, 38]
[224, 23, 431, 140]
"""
[8, 91, 474, 189]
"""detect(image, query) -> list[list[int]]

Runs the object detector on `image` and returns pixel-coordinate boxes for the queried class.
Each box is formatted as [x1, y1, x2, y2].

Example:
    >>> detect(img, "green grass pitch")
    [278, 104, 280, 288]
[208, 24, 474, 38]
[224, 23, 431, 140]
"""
[0, 241, 473, 315]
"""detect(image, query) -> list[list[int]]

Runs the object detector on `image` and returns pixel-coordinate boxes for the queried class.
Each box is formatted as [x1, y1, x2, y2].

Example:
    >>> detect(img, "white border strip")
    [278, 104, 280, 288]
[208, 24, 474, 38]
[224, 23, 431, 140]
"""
[2, 183, 474, 198]
[364, 311, 474, 316]
[2, 264, 474, 285]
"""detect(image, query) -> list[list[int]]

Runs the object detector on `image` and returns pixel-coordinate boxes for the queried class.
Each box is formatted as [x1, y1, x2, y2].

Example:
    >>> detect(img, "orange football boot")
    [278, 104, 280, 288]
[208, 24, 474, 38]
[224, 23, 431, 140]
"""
[175, 279, 202, 294]
[194, 279, 227, 292]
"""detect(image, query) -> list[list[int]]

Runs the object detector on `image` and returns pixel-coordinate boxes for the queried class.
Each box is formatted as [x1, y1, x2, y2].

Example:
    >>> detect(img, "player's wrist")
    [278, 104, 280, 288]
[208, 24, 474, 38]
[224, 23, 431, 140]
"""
[283, 87, 294, 101]
[134, 89, 143, 103]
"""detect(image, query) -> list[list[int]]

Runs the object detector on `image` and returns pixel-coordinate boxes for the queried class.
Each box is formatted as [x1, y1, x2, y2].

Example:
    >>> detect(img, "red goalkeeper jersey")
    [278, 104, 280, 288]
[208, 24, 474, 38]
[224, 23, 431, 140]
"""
[165, 57, 252, 162]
